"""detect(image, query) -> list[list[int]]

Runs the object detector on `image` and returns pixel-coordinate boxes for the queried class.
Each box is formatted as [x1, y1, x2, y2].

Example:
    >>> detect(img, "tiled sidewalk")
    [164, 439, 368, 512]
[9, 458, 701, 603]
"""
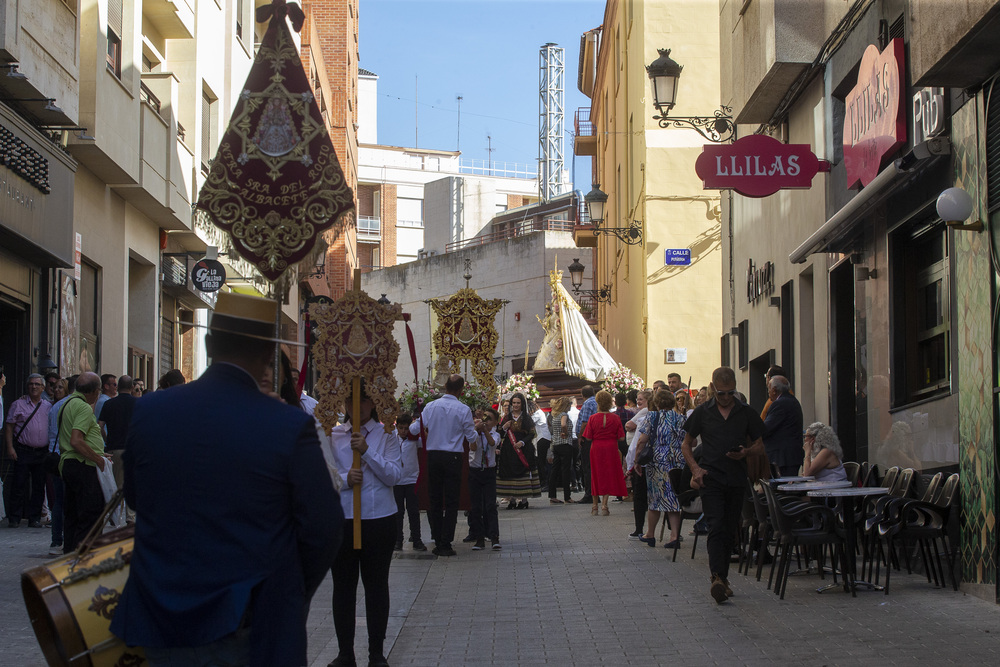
[4, 497, 1000, 666]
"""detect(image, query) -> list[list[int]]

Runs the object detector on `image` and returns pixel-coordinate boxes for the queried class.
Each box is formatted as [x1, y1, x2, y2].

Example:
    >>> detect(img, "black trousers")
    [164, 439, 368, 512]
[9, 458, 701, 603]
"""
[630, 469, 648, 534]
[579, 439, 593, 497]
[9, 444, 47, 524]
[700, 478, 744, 580]
[393, 483, 421, 543]
[61, 458, 105, 553]
[331, 514, 395, 660]
[468, 466, 498, 541]
[548, 443, 576, 501]
[535, 438, 551, 489]
[426, 451, 462, 548]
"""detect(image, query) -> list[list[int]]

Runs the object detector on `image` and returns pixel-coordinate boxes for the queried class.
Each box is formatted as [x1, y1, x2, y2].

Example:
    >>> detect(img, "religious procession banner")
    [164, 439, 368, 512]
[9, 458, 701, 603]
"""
[429, 288, 505, 391]
[196, 1, 354, 282]
[309, 291, 403, 434]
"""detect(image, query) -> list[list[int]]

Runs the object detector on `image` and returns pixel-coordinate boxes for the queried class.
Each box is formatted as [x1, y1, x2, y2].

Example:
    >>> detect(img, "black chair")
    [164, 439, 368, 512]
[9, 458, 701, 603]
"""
[877, 473, 960, 593]
[762, 482, 853, 599]
[668, 489, 704, 562]
[843, 461, 861, 485]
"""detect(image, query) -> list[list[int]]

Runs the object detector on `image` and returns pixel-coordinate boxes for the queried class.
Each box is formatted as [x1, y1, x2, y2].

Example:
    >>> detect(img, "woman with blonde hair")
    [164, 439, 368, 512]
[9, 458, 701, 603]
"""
[547, 395, 576, 504]
[581, 390, 627, 515]
[634, 390, 687, 548]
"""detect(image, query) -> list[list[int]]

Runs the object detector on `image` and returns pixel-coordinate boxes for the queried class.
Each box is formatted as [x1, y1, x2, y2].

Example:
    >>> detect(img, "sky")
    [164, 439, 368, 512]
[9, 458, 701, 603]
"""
[358, 0, 605, 190]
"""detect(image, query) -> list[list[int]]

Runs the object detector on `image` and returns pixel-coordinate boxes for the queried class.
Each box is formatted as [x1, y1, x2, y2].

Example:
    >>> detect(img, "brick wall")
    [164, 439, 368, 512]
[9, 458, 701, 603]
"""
[300, 0, 360, 299]
[383, 184, 397, 266]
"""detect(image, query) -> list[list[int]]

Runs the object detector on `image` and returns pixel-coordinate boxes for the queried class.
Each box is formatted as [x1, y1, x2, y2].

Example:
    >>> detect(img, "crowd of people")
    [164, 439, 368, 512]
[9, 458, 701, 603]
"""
[2, 286, 851, 664]
[1, 365, 185, 555]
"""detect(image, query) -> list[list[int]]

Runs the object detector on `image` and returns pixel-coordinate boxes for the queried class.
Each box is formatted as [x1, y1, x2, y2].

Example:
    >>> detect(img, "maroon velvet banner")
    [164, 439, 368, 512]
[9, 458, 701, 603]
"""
[196, 3, 354, 281]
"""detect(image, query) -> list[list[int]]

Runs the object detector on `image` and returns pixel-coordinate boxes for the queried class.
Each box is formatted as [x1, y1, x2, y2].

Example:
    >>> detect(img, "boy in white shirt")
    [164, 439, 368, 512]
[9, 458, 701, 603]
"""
[393, 413, 426, 551]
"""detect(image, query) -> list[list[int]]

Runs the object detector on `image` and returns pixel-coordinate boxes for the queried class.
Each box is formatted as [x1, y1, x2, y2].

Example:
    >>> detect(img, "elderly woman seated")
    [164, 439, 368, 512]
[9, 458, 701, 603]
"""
[802, 422, 847, 482]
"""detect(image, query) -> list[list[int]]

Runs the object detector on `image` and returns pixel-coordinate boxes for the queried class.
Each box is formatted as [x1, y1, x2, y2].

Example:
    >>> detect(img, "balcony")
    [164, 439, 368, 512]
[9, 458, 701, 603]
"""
[574, 108, 596, 156]
[444, 218, 574, 253]
[357, 215, 381, 242]
[142, 0, 195, 40]
[161, 253, 216, 309]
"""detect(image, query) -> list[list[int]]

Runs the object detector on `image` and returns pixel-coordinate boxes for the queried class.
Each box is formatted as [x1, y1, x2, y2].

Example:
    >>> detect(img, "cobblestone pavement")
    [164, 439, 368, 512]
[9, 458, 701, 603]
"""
[4, 496, 1000, 666]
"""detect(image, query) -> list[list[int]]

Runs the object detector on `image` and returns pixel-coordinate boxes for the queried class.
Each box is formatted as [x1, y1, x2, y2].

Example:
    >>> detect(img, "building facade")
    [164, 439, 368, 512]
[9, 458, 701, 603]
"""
[0, 1, 318, 395]
[721, 0, 1000, 600]
[573, 0, 724, 390]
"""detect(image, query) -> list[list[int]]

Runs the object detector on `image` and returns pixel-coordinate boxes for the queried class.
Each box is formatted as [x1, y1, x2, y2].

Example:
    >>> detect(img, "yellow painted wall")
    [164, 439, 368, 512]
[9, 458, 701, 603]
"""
[590, 0, 722, 389]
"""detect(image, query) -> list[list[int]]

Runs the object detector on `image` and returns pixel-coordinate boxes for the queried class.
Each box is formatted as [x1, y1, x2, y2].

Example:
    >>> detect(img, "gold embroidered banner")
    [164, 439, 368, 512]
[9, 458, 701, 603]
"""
[310, 291, 402, 433]
[196, 2, 353, 281]
[429, 288, 504, 392]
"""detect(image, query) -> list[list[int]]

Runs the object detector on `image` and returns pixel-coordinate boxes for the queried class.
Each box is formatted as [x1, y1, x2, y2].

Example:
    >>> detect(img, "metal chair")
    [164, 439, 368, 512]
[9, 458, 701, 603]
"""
[843, 461, 861, 485]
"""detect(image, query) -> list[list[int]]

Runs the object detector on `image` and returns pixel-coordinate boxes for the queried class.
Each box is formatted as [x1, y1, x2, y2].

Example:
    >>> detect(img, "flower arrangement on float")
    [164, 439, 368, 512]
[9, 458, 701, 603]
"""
[398, 379, 494, 414]
[602, 364, 645, 395]
[499, 372, 540, 402]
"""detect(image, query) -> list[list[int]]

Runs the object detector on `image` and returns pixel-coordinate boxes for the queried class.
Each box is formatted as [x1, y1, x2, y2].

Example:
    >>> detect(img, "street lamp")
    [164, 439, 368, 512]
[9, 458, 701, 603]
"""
[646, 48, 735, 143]
[583, 185, 643, 245]
[584, 185, 608, 223]
[567, 258, 612, 303]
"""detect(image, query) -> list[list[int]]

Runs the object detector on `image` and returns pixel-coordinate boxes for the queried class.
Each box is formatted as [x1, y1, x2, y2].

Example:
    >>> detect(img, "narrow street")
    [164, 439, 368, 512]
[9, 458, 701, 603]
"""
[6, 499, 998, 666]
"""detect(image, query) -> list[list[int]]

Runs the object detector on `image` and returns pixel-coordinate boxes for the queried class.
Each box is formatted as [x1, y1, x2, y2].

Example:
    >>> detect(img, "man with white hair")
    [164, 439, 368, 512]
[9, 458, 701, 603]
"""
[762, 375, 804, 476]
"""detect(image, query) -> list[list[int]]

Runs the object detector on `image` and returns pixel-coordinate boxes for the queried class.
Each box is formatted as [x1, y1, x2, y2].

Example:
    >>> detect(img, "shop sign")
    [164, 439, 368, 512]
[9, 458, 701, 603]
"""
[192, 258, 226, 292]
[694, 134, 829, 198]
[912, 87, 945, 144]
[665, 249, 691, 266]
[746, 259, 774, 305]
[843, 38, 906, 189]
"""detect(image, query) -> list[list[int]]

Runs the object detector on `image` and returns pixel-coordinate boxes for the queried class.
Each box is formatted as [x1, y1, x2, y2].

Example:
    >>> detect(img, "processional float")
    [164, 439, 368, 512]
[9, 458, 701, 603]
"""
[20, 3, 372, 664]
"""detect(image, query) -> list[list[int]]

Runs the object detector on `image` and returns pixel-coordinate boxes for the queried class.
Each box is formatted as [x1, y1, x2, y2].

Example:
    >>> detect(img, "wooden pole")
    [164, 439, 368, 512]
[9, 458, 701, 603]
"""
[351, 270, 363, 549]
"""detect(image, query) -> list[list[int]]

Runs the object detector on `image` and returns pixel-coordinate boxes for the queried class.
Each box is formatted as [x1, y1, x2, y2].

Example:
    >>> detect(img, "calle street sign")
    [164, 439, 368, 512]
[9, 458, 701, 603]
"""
[694, 134, 829, 198]
[665, 249, 692, 266]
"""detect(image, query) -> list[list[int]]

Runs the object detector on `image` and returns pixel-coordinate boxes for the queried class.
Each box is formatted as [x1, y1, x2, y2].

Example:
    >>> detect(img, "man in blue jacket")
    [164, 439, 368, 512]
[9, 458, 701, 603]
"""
[762, 375, 804, 476]
[111, 292, 343, 666]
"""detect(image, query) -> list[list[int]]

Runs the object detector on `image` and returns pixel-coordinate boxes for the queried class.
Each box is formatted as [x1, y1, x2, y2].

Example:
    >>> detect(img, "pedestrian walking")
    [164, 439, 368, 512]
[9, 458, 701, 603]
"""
[409, 374, 477, 557]
[57, 372, 108, 552]
[3, 374, 51, 528]
[393, 413, 426, 551]
[467, 407, 501, 550]
[581, 390, 626, 516]
[326, 385, 402, 667]
[681, 366, 765, 604]
[547, 396, 577, 504]
[497, 392, 540, 509]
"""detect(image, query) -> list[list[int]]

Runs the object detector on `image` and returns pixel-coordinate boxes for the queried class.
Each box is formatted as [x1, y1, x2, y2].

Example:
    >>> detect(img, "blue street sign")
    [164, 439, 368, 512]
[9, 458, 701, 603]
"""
[665, 249, 691, 266]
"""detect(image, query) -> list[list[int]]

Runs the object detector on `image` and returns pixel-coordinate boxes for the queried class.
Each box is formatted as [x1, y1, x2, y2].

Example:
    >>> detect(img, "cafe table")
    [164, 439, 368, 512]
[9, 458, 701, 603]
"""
[807, 486, 890, 593]
[777, 480, 852, 492]
[769, 475, 815, 484]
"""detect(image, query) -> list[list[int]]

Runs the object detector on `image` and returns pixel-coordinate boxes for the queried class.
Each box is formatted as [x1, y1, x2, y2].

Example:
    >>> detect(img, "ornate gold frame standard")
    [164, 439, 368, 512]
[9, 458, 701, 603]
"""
[429, 288, 505, 391]
[309, 291, 402, 433]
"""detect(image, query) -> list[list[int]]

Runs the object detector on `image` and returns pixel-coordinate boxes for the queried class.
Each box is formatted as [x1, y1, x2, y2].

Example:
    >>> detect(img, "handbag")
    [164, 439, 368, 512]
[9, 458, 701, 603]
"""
[635, 410, 659, 466]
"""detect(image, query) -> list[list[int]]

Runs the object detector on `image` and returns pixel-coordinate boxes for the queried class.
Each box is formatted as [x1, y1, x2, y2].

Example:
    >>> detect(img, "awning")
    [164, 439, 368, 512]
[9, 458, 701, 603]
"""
[789, 137, 951, 264]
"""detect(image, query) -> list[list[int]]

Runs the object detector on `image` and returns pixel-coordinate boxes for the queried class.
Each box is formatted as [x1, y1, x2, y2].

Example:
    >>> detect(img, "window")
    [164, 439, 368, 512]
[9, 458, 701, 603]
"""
[892, 219, 950, 404]
[107, 0, 123, 78]
[80, 261, 101, 373]
[236, 0, 245, 39]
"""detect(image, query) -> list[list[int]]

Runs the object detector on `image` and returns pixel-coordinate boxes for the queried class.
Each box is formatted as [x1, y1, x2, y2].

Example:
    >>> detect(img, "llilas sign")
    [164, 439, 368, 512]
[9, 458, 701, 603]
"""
[694, 134, 829, 198]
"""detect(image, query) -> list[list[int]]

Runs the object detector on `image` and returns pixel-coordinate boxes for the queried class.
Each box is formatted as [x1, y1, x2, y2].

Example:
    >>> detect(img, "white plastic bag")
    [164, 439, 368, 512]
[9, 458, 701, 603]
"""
[96, 459, 126, 528]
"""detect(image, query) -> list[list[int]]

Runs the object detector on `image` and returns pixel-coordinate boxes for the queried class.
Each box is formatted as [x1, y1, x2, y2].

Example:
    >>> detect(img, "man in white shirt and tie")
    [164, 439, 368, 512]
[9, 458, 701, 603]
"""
[409, 374, 477, 557]
[468, 407, 501, 551]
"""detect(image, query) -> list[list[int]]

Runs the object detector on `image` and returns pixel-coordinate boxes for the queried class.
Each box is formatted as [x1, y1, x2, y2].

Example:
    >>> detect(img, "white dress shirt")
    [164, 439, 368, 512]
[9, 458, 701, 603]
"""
[299, 391, 318, 416]
[469, 428, 499, 469]
[531, 408, 552, 441]
[625, 407, 650, 472]
[397, 431, 421, 485]
[327, 419, 402, 520]
[409, 394, 477, 453]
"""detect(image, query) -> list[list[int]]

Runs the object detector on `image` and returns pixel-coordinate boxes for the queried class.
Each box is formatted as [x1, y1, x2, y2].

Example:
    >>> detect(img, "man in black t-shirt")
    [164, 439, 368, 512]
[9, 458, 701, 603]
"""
[98, 375, 137, 522]
[682, 366, 764, 604]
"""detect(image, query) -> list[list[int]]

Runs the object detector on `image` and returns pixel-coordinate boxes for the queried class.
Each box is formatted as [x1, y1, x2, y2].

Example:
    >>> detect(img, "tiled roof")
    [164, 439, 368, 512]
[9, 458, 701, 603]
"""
[358, 67, 377, 77]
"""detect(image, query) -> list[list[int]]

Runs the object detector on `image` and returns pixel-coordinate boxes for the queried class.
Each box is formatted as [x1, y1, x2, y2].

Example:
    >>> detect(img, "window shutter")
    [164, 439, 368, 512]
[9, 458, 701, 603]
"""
[108, 0, 124, 37]
[986, 80, 1000, 214]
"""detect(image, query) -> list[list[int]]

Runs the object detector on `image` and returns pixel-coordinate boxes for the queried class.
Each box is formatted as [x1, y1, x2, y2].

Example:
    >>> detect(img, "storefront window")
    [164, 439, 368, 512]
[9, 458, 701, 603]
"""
[893, 221, 950, 404]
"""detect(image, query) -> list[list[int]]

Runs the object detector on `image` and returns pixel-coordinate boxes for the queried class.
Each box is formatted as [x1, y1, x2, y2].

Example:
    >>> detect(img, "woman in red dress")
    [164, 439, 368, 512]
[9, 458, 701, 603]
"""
[582, 390, 627, 516]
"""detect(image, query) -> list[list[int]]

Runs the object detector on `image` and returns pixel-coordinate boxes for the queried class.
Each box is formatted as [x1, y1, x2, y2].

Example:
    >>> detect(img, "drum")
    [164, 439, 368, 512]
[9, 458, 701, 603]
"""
[21, 526, 145, 667]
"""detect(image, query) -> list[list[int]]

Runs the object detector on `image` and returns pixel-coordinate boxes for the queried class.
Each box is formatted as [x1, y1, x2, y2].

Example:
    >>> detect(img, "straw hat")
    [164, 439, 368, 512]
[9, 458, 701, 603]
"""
[208, 292, 302, 345]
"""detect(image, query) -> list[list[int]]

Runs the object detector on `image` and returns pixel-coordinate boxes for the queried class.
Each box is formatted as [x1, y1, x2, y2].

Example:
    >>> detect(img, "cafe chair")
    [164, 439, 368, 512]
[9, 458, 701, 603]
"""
[860, 467, 915, 581]
[876, 473, 960, 594]
[667, 489, 704, 562]
[762, 482, 853, 599]
[843, 461, 861, 486]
